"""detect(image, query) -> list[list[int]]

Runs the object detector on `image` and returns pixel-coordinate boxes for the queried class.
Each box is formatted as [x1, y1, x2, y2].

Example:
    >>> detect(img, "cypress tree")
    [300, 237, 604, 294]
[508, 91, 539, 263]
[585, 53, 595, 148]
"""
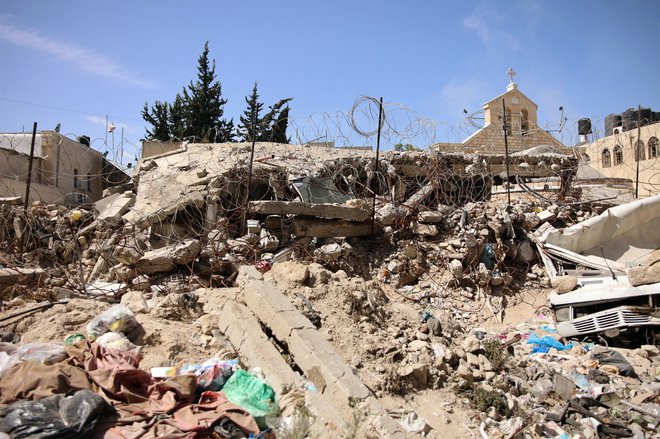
[141, 101, 170, 141]
[238, 82, 264, 142]
[181, 42, 227, 142]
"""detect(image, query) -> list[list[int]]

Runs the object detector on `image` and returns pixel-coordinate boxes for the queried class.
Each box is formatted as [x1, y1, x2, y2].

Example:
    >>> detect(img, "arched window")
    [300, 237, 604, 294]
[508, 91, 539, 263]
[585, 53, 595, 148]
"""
[635, 140, 645, 161]
[649, 137, 658, 158]
[613, 145, 623, 166]
[602, 149, 611, 168]
[521, 108, 529, 133]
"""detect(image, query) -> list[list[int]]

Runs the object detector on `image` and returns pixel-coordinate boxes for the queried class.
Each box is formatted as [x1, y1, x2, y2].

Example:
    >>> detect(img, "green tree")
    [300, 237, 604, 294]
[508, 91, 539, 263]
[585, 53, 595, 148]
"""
[168, 94, 187, 140]
[238, 82, 292, 143]
[238, 82, 265, 142]
[181, 42, 228, 142]
[141, 101, 170, 141]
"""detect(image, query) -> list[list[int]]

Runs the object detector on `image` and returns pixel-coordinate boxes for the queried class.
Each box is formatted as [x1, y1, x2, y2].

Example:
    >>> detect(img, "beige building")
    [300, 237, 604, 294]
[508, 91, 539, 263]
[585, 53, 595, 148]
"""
[583, 121, 660, 197]
[0, 131, 130, 205]
[434, 74, 567, 154]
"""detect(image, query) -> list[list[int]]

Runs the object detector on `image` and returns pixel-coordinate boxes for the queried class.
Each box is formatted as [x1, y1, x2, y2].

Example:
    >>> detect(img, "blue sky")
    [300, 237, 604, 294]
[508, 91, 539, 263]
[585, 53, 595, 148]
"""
[0, 0, 659, 163]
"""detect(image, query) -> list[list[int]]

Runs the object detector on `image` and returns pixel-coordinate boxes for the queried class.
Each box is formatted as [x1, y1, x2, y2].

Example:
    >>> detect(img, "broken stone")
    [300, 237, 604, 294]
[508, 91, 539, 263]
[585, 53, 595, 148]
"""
[427, 318, 442, 336]
[135, 239, 201, 275]
[515, 240, 536, 264]
[627, 265, 660, 287]
[551, 275, 578, 294]
[461, 335, 480, 353]
[269, 261, 308, 285]
[115, 246, 143, 266]
[120, 291, 149, 314]
[246, 219, 261, 234]
[376, 203, 406, 226]
[449, 259, 463, 279]
[537, 210, 556, 223]
[316, 243, 343, 261]
[417, 211, 443, 224]
[412, 222, 438, 237]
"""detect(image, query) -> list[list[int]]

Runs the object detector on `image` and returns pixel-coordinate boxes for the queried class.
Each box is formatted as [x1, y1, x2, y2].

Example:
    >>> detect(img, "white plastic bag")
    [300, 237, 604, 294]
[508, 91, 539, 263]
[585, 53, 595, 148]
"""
[86, 304, 138, 340]
[16, 343, 67, 364]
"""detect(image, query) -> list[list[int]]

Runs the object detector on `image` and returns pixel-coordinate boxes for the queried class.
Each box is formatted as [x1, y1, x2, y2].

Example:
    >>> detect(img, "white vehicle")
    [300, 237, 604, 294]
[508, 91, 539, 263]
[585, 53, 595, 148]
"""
[534, 194, 660, 341]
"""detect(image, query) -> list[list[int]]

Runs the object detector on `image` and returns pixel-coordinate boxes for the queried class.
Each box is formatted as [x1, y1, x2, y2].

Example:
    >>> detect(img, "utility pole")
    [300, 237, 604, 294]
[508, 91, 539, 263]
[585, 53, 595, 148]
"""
[370, 97, 384, 239]
[24, 122, 38, 211]
[120, 127, 124, 167]
[105, 115, 108, 146]
[502, 99, 511, 208]
[635, 104, 641, 198]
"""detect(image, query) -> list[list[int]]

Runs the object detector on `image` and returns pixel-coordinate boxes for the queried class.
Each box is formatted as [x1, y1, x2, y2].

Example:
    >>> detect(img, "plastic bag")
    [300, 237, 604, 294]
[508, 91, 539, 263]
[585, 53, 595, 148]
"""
[181, 358, 238, 392]
[95, 332, 141, 354]
[0, 352, 19, 378]
[86, 304, 138, 341]
[221, 369, 279, 418]
[527, 333, 574, 354]
[0, 389, 111, 438]
[16, 343, 67, 365]
[589, 346, 636, 377]
[63, 333, 86, 346]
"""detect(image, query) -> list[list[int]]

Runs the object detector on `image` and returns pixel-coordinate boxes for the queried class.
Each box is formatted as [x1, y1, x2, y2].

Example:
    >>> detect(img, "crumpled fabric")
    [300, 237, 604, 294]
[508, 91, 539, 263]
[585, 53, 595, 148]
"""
[0, 361, 92, 404]
[527, 333, 574, 354]
[65, 342, 259, 438]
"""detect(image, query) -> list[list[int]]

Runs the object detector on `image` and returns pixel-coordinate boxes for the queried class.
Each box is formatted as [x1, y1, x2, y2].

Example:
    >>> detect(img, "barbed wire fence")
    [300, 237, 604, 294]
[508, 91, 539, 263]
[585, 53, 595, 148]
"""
[0, 97, 657, 302]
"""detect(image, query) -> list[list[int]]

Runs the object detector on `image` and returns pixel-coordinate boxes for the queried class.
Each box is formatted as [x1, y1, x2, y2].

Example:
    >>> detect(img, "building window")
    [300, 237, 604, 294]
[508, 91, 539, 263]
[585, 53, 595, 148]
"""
[635, 140, 645, 162]
[521, 108, 529, 133]
[86, 173, 92, 191]
[602, 149, 611, 168]
[649, 137, 658, 158]
[613, 145, 623, 166]
[73, 169, 79, 188]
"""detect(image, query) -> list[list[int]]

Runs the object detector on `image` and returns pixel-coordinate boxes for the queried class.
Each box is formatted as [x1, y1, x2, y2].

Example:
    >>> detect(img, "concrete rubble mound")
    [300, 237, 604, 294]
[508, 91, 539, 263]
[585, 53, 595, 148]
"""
[0, 142, 658, 438]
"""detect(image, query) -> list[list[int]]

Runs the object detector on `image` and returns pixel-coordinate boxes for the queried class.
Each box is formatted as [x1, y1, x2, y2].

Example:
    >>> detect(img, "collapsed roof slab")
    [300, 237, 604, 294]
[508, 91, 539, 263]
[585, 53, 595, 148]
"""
[248, 200, 372, 222]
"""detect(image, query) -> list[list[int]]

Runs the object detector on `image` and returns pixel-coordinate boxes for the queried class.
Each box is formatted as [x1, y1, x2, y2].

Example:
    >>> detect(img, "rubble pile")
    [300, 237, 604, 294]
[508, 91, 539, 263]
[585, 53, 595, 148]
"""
[0, 143, 657, 438]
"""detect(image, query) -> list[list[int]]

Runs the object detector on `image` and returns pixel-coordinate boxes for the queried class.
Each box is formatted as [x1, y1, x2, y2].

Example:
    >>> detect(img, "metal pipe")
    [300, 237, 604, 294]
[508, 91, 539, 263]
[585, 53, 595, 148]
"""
[502, 99, 511, 208]
[23, 122, 38, 211]
[371, 97, 384, 238]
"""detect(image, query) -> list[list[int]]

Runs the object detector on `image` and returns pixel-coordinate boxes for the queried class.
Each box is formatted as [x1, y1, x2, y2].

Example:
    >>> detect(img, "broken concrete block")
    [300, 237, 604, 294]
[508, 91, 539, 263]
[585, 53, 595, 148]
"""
[0, 267, 45, 290]
[258, 235, 279, 252]
[237, 265, 264, 288]
[628, 265, 660, 287]
[269, 261, 308, 285]
[537, 210, 556, 223]
[551, 275, 578, 294]
[120, 291, 149, 314]
[115, 246, 143, 266]
[95, 192, 135, 225]
[246, 219, 261, 234]
[524, 212, 542, 230]
[376, 203, 406, 226]
[417, 211, 443, 224]
[135, 239, 201, 275]
[315, 243, 342, 261]
[249, 200, 371, 222]
[412, 222, 438, 237]
[449, 259, 463, 279]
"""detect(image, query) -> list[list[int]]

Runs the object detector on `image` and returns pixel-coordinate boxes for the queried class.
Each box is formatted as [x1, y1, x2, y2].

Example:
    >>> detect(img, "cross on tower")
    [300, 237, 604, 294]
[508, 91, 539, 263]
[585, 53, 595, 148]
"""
[507, 68, 516, 84]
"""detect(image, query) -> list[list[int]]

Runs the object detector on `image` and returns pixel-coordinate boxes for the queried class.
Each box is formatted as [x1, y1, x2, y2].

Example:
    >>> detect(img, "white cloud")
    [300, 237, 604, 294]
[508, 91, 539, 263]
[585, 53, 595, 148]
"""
[440, 78, 490, 115]
[462, 0, 543, 51]
[463, 15, 491, 44]
[0, 21, 155, 88]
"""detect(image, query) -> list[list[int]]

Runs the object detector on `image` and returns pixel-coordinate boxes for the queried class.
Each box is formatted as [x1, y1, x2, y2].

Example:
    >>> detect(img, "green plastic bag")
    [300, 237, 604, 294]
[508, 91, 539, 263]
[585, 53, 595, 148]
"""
[221, 370, 279, 418]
